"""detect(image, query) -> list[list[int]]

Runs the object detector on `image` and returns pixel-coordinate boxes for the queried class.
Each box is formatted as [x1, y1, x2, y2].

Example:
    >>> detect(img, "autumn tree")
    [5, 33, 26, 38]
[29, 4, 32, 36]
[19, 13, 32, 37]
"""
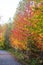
[9, 0, 43, 64]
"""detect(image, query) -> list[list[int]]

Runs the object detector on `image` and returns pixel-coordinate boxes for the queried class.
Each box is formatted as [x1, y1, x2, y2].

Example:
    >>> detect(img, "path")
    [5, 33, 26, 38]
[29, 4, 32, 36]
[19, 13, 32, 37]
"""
[0, 50, 21, 65]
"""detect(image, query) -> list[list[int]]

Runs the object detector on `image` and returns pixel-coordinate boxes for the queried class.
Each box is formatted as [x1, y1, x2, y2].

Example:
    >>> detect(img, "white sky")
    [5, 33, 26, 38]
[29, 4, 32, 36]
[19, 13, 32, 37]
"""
[0, 0, 20, 25]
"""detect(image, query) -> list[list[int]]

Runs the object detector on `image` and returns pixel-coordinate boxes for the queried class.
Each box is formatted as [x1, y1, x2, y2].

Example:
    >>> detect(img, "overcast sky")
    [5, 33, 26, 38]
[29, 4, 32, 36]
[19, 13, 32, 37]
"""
[0, 0, 20, 25]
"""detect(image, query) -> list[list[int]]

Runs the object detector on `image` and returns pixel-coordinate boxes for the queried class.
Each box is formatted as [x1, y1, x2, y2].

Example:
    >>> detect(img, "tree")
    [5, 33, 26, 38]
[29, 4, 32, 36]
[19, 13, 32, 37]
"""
[4, 23, 12, 50]
[9, 0, 43, 64]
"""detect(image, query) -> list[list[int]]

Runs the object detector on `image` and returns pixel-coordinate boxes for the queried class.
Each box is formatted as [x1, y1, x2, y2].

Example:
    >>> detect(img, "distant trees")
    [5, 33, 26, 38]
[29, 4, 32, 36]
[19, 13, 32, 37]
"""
[3, 23, 12, 50]
[0, 23, 12, 49]
[0, 25, 5, 49]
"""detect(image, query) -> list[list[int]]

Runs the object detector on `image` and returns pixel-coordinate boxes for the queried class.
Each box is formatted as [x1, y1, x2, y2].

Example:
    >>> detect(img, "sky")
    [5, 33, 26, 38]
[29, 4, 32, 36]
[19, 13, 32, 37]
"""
[0, 0, 20, 25]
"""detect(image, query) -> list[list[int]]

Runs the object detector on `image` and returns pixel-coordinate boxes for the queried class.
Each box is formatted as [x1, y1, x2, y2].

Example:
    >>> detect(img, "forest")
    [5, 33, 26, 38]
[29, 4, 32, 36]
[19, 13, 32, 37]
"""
[0, 0, 43, 65]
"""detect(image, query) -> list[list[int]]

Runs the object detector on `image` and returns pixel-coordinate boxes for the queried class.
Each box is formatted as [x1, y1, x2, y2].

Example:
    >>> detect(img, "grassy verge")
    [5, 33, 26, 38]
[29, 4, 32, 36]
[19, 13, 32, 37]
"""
[7, 48, 29, 65]
[6, 48, 43, 65]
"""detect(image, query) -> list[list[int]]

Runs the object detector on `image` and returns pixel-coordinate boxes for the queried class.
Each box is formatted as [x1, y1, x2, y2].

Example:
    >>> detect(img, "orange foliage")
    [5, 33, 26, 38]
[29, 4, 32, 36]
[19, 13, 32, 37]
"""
[10, 33, 27, 50]
[9, 0, 43, 51]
